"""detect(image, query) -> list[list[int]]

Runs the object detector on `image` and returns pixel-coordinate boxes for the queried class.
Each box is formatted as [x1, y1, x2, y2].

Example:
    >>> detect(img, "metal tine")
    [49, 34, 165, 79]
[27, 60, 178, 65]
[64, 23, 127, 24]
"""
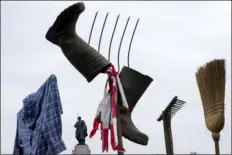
[117, 16, 131, 72]
[168, 109, 179, 116]
[171, 108, 181, 114]
[171, 112, 176, 117]
[171, 109, 185, 119]
[172, 105, 183, 110]
[171, 109, 181, 115]
[174, 101, 184, 105]
[171, 106, 184, 118]
[170, 106, 182, 114]
[174, 103, 185, 109]
[173, 103, 183, 107]
[108, 14, 120, 61]
[173, 102, 184, 106]
[173, 104, 183, 108]
[98, 12, 109, 53]
[127, 18, 140, 68]
[171, 113, 176, 118]
[176, 100, 186, 103]
[176, 101, 185, 106]
[171, 107, 182, 112]
[170, 107, 180, 113]
[172, 108, 182, 114]
[170, 99, 186, 119]
[172, 103, 184, 108]
[171, 109, 180, 116]
[176, 101, 185, 104]
[88, 11, 98, 45]
[169, 108, 179, 113]
[176, 99, 185, 104]
[169, 104, 179, 109]
[176, 99, 186, 104]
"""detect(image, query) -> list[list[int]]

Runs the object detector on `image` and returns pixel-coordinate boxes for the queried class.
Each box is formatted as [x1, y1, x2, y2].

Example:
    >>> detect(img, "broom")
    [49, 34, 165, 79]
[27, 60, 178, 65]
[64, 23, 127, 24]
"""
[196, 59, 226, 155]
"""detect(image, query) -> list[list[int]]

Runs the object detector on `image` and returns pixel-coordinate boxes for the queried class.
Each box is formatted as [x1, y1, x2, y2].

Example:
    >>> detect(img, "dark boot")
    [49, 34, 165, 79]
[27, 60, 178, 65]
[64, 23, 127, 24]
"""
[118, 66, 153, 145]
[45, 2, 111, 82]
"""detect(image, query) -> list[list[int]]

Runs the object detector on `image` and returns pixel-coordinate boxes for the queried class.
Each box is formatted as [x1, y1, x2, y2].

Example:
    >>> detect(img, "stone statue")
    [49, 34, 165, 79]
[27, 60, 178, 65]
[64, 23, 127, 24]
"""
[74, 116, 88, 145]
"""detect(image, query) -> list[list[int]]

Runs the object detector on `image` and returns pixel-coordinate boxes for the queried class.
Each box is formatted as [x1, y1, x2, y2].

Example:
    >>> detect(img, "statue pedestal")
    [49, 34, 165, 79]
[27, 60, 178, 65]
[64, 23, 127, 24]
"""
[72, 144, 91, 154]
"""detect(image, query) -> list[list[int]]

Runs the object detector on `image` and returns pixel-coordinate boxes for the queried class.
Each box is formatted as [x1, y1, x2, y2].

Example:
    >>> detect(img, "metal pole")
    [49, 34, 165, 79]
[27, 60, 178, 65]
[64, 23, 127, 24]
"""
[108, 14, 120, 61]
[127, 18, 140, 68]
[117, 17, 130, 72]
[98, 12, 109, 53]
[88, 11, 98, 45]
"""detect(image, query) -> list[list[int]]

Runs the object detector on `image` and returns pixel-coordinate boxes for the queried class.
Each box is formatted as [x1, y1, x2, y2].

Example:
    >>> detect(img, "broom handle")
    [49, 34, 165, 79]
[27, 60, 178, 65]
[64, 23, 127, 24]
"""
[214, 141, 220, 155]
[212, 133, 220, 155]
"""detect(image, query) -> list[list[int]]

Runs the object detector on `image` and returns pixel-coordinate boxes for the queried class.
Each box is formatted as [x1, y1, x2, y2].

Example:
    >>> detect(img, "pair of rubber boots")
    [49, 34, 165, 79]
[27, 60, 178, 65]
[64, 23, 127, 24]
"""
[45, 2, 153, 145]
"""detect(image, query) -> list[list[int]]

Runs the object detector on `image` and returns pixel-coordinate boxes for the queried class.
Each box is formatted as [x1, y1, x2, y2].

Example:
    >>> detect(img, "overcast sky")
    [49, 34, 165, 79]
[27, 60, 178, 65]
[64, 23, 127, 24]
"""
[1, 1, 231, 154]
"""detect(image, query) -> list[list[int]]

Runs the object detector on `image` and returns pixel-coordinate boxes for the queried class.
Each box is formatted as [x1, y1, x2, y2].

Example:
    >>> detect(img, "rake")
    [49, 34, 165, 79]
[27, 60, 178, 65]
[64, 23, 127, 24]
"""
[157, 96, 186, 155]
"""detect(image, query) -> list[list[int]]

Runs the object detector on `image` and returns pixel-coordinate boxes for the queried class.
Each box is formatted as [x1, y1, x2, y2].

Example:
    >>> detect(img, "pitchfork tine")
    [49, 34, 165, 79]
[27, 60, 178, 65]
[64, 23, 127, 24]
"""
[108, 14, 120, 61]
[117, 16, 130, 72]
[98, 12, 109, 53]
[127, 18, 140, 68]
[88, 11, 98, 45]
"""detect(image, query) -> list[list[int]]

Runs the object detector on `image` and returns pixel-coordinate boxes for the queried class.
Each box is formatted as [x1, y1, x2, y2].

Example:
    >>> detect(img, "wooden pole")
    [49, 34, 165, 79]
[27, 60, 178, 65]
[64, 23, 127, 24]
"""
[162, 112, 174, 155]
[214, 141, 220, 155]
[168, 118, 174, 155]
[157, 97, 185, 155]
[212, 133, 220, 155]
[117, 106, 124, 155]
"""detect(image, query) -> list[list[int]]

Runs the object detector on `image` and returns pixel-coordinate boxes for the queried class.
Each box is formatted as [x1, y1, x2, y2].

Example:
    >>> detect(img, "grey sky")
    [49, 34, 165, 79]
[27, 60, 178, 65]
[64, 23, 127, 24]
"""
[1, 1, 231, 154]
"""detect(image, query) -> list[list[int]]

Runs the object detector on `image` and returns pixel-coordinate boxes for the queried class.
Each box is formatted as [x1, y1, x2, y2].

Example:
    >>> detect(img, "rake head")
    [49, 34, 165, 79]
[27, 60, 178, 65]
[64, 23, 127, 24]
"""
[157, 96, 186, 121]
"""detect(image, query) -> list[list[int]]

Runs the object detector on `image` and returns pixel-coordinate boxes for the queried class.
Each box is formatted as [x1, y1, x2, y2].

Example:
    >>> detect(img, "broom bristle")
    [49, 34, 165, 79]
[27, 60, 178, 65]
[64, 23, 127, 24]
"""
[196, 59, 226, 133]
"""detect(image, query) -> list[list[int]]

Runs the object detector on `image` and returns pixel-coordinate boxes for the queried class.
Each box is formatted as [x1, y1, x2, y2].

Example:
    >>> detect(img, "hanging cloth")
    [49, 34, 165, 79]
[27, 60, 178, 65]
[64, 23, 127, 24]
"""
[90, 65, 129, 152]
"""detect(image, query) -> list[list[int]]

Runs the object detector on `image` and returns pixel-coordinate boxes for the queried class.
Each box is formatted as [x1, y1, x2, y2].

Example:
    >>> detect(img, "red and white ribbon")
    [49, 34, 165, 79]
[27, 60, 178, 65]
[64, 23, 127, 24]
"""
[90, 65, 129, 152]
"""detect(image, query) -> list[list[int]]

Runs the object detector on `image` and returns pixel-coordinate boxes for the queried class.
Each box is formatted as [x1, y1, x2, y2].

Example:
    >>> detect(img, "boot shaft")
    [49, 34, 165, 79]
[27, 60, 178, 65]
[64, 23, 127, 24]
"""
[118, 66, 153, 112]
[59, 34, 111, 82]
[46, 2, 111, 82]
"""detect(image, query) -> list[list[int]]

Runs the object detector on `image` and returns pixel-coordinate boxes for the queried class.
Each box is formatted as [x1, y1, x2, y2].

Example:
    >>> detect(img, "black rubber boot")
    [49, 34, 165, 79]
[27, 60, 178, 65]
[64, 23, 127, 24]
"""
[118, 66, 153, 145]
[45, 2, 111, 82]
